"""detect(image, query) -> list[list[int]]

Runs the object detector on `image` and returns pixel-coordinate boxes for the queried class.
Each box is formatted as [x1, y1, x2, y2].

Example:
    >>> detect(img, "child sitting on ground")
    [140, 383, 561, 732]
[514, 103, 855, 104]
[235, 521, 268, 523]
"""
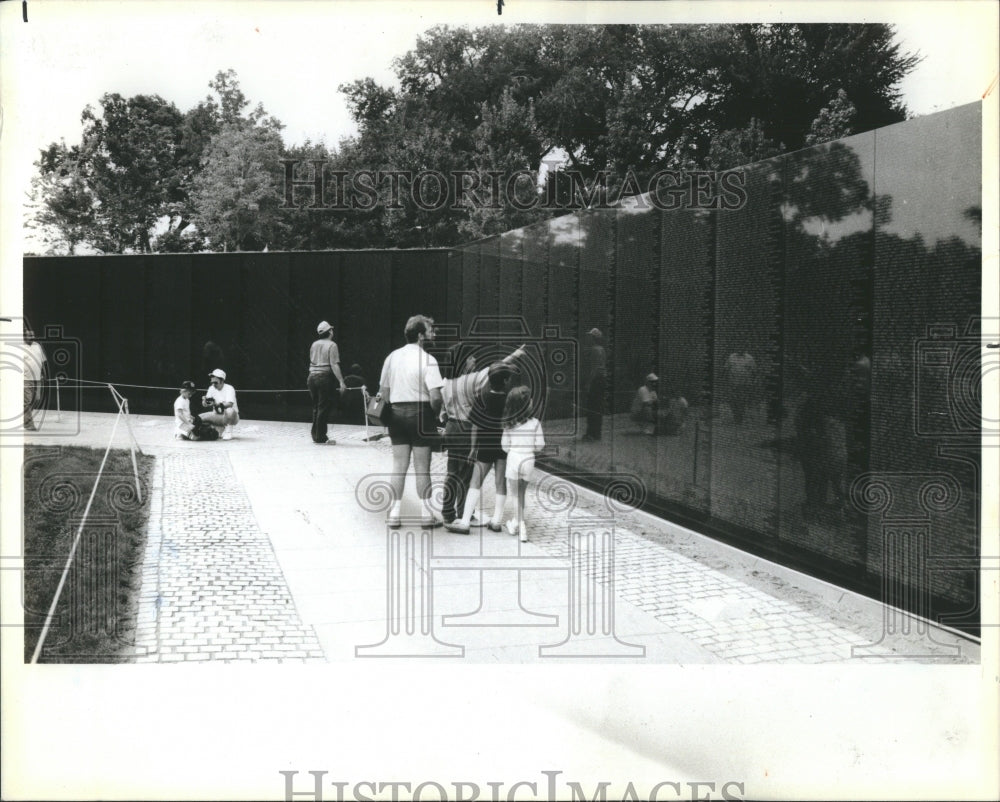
[174, 380, 219, 441]
[174, 381, 198, 440]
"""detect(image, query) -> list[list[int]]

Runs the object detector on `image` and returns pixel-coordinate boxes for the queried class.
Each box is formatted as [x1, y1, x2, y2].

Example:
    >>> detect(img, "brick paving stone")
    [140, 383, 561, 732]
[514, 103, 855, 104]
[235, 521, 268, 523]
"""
[132, 449, 325, 663]
[41, 413, 977, 666]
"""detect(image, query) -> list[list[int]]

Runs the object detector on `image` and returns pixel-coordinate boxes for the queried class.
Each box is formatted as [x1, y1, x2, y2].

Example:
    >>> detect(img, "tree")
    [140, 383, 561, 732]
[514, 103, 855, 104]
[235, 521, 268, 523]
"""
[805, 89, 859, 147]
[30, 69, 286, 254]
[30, 93, 186, 253]
[707, 24, 919, 153]
[27, 143, 95, 255]
[336, 23, 919, 245]
[190, 124, 287, 251]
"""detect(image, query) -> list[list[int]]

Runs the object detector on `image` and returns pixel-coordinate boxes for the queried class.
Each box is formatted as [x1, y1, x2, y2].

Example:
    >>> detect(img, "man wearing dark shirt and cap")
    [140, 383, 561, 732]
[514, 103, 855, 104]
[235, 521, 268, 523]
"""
[308, 320, 347, 445]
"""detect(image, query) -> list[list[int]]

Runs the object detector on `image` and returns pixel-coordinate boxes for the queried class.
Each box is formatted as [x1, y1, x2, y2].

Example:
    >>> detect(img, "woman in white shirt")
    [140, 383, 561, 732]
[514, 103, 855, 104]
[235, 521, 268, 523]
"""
[378, 315, 444, 527]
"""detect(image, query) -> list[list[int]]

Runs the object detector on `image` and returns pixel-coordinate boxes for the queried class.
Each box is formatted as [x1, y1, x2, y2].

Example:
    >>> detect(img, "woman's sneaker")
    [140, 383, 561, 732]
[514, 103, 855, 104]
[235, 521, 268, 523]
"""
[519, 522, 528, 543]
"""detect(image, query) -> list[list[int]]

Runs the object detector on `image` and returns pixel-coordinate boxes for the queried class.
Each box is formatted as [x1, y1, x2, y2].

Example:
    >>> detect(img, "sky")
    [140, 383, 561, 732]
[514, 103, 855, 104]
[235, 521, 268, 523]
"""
[1, 1, 996, 152]
[2, 0, 996, 258]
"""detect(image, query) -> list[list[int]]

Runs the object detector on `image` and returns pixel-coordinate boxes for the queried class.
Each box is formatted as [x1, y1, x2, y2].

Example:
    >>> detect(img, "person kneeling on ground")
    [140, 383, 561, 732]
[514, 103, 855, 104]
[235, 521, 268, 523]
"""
[200, 368, 239, 440]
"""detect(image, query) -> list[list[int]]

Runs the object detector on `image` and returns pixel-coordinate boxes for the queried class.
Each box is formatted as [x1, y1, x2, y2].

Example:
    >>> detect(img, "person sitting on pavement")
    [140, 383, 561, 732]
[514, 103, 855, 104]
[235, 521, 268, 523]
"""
[200, 368, 239, 440]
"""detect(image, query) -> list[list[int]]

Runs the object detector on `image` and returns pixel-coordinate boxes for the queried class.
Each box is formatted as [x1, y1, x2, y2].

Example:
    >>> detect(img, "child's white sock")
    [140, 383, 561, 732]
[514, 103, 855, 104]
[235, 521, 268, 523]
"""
[460, 489, 480, 525]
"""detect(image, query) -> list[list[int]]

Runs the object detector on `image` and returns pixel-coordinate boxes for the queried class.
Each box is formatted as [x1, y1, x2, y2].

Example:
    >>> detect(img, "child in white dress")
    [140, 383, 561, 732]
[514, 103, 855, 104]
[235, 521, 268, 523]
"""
[500, 386, 545, 542]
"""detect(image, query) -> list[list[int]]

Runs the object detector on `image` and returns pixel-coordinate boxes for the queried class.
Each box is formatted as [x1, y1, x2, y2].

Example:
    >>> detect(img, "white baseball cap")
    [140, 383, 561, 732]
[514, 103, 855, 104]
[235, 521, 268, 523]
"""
[208, 368, 227, 381]
[317, 320, 332, 334]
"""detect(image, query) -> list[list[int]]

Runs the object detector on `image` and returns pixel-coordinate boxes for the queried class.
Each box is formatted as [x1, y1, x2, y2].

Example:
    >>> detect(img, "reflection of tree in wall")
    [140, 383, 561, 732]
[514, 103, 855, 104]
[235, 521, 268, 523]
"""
[771, 136, 981, 489]
[781, 141, 874, 405]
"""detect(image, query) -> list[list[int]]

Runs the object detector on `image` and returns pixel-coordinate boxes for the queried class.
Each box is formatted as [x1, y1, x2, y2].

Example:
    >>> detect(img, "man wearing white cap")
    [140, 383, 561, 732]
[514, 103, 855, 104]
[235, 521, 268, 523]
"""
[308, 320, 347, 444]
[200, 368, 240, 440]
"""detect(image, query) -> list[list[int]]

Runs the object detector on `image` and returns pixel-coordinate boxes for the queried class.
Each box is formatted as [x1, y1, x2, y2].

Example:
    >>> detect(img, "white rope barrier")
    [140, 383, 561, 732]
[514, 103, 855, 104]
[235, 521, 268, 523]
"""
[39, 377, 369, 395]
[30, 384, 144, 662]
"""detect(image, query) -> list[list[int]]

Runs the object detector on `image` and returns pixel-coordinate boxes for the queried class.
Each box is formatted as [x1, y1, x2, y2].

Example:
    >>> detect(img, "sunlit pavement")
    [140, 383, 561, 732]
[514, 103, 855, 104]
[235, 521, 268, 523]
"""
[25, 412, 978, 664]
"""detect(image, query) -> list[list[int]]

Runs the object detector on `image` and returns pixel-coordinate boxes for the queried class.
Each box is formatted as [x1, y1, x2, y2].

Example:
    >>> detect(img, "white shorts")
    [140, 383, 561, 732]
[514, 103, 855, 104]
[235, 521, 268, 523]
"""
[505, 453, 535, 481]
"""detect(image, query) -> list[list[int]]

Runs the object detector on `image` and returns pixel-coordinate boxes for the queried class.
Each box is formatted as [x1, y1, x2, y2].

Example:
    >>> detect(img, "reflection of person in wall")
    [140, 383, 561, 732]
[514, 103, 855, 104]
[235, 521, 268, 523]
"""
[630, 373, 660, 435]
[582, 327, 607, 441]
[794, 382, 840, 520]
[840, 350, 871, 495]
[660, 396, 690, 436]
[202, 340, 224, 376]
[341, 363, 368, 424]
[343, 363, 367, 391]
[723, 350, 757, 425]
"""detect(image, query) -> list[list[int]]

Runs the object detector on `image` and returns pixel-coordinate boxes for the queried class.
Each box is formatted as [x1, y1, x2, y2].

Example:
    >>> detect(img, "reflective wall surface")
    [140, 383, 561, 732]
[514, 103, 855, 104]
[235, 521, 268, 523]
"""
[443, 102, 983, 626]
[24, 103, 983, 627]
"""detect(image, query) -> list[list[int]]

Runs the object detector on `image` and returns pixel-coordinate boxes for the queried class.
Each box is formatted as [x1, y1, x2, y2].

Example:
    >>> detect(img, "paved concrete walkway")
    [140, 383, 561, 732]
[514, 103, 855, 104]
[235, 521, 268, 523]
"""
[28, 412, 978, 664]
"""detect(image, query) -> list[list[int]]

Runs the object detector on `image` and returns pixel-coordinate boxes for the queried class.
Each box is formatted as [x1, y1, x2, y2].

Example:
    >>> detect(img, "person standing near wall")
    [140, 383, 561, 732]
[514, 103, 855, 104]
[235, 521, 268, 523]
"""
[440, 344, 525, 524]
[379, 315, 446, 528]
[22, 327, 47, 431]
[308, 321, 347, 445]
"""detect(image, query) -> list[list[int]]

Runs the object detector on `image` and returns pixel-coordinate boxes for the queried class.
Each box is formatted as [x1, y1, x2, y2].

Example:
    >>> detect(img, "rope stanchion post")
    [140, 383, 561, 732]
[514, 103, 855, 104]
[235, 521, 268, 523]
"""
[123, 399, 142, 504]
[107, 384, 143, 504]
[362, 387, 370, 442]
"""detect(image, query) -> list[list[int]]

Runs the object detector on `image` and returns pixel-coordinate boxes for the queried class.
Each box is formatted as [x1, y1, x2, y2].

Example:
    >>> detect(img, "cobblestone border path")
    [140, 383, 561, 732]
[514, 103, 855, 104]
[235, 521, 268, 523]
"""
[132, 449, 324, 663]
